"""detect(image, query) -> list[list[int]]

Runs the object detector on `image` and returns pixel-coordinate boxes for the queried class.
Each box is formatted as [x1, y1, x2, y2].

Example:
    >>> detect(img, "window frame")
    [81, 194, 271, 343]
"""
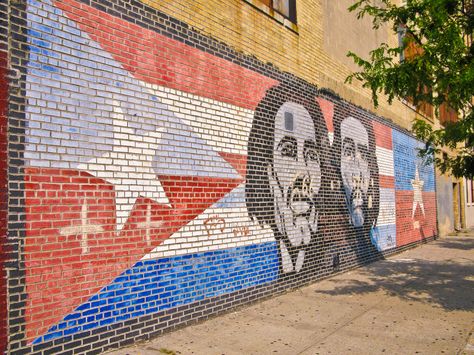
[244, 0, 298, 32]
[465, 178, 474, 206]
[272, 0, 297, 24]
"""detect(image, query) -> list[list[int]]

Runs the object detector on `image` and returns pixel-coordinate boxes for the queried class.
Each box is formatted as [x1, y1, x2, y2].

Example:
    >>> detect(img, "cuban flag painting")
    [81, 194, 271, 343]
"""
[25, 0, 279, 343]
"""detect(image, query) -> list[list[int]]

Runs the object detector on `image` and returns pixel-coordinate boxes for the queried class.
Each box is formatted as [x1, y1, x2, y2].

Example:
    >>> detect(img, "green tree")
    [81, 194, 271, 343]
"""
[346, 0, 474, 178]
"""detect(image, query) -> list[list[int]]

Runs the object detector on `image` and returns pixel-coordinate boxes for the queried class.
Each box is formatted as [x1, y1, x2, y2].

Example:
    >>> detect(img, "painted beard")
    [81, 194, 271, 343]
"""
[344, 175, 368, 228]
[271, 173, 319, 273]
[348, 187, 366, 227]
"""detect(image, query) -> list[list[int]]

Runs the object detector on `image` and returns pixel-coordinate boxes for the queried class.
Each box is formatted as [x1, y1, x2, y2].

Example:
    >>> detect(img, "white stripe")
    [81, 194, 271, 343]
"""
[378, 188, 396, 225]
[376, 146, 394, 177]
[328, 132, 334, 145]
[144, 82, 255, 156]
[142, 183, 276, 259]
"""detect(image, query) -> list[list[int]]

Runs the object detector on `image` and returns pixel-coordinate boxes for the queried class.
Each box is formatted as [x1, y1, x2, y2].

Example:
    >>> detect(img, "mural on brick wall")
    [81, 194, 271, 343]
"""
[246, 84, 327, 275]
[20, 0, 437, 347]
[325, 98, 382, 269]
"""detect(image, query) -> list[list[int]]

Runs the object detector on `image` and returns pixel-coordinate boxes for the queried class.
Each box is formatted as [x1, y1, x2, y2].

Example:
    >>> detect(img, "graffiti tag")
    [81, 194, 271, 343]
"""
[204, 215, 251, 238]
[204, 215, 226, 237]
[232, 225, 250, 237]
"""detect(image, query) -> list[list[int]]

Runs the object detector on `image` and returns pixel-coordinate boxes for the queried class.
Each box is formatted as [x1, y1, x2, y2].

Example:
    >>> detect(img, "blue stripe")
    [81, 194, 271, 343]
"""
[371, 224, 397, 251]
[34, 242, 279, 344]
[392, 130, 435, 191]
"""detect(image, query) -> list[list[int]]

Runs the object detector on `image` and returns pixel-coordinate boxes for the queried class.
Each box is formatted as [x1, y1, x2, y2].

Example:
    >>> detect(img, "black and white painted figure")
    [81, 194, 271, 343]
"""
[340, 116, 372, 228]
[331, 106, 381, 261]
[246, 84, 328, 274]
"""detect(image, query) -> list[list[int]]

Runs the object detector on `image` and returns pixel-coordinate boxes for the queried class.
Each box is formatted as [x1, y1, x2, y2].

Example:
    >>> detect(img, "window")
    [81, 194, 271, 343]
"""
[397, 24, 406, 62]
[247, 0, 297, 24]
[439, 101, 458, 126]
[272, 0, 296, 23]
[465, 178, 474, 206]
[398, 28, 434, 119]
[465, 1, 474, 45]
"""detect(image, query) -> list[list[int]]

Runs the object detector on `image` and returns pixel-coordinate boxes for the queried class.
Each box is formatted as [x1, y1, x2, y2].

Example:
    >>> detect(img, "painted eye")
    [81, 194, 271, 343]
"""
[280, 141, 297, 158]
[342, 139, 355, 158]
[304, 147, 319, 163]
[357, 145, 369, 162]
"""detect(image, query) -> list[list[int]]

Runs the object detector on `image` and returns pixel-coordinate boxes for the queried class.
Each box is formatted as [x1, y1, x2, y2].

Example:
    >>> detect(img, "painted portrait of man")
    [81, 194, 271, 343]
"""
[246, 83, 328, 275]
[340, 116, 374, 228]
[330, 102, 381, 263]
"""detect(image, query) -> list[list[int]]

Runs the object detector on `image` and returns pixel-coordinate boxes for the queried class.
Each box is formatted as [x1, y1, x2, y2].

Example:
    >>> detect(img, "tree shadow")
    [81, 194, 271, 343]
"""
[314, 237, 474, 311]
[435, 236, 474, 251]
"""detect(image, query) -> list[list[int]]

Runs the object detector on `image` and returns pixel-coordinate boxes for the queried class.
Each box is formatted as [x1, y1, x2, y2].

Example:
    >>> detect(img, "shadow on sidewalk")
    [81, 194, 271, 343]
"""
[436, 237, 474, 251]
[314, 237, 474, 312]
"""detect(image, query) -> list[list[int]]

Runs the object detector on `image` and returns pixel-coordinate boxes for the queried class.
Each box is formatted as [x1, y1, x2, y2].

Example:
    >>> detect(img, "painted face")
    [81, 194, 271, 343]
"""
[340, 116, 370, 227]
[269, 102, 321, 273]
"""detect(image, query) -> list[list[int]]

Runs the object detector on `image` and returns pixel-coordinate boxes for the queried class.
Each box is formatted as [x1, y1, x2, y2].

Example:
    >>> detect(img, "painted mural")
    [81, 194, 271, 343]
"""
[246, 84, 327, 275]
[21, 0, 437, 347]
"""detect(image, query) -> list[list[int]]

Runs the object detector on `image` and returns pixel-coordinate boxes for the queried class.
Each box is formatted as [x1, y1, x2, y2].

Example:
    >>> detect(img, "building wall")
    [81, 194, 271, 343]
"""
[436, 174, 455, 236]
[322, 0, 387, 72]
[466, 208, 474, 228]
[139, 0, 415, 128]
[0, 0, 9, 349]
[463, 179, 474, 229]
[0, 48, 8, 355]
[5, 0, 439, 352]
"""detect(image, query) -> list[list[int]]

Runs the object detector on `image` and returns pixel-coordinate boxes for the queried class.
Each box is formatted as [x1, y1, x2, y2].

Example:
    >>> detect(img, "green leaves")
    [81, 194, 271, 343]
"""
[347, 0, 474, 178]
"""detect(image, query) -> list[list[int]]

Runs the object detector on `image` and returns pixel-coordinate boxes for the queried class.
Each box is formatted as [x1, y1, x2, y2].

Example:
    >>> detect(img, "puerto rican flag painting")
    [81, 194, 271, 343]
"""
[25, 0, 278, 343]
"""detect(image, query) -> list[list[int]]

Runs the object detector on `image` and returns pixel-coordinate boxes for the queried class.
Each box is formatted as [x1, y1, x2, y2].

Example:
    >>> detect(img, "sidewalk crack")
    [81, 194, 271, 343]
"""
[296, 298, 386, 354]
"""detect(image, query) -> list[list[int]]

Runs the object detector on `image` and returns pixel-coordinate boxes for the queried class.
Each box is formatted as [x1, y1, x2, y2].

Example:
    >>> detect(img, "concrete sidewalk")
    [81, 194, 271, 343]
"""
[108, 232, 474, 355]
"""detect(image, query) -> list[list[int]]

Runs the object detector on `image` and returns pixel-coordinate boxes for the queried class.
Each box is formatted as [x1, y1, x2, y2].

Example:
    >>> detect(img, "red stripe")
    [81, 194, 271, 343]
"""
[0, 50, 8, 353]
[25, 168, 118, 341]
[372, 120, 392, 150]
[379, 175, 395, 189]
[24, 167, 244, 341]
[316, 98, 334, 133]
[24, 168, 173, 341]
[395, 191, 436, 247]
[54, 0, 278, 110]
[218, 152, 247, 178]
[158, 175, 243, 210]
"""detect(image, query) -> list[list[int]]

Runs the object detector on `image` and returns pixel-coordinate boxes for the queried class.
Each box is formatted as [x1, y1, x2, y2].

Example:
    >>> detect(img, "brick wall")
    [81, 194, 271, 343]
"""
[0, 0, 9, 349]
[134, 0, 416, 129]
[4, 0, 438, 352]
[0, 47, 8, 355]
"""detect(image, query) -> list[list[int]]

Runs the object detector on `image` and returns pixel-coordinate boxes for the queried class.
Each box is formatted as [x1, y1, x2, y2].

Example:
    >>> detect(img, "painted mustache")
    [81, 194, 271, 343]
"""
[286, 175, 316, 216]
[351, 188, 365, 209]
[349, 174, 368, 209]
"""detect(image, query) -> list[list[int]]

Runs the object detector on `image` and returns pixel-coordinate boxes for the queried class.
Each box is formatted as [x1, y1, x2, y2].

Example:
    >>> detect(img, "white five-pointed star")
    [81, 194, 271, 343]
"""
[411, 166, 425, 217]
[77, 99, 170, 231]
